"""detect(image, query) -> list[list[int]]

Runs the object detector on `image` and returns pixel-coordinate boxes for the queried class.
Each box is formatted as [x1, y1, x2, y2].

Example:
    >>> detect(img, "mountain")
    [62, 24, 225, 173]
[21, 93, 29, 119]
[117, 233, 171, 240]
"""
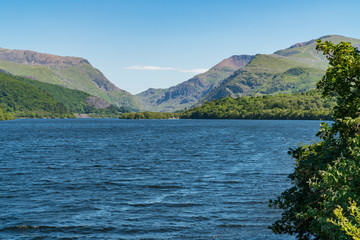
[0, 48, 141, 111]
[201, 35, 360, 101]
[136, 55, 254, 112]
[0, 71, 128, 118]
[12, 74, 129, 116]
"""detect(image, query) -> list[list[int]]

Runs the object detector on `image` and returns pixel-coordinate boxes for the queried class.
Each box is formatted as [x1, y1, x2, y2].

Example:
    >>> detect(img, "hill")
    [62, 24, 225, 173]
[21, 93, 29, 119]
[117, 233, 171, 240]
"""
[12, 74, 129, 117]
[136, 55, 254, 112]
[201, 35, 360, 101]
[0, 72, 74, 118]
[0, 48, 141, 111]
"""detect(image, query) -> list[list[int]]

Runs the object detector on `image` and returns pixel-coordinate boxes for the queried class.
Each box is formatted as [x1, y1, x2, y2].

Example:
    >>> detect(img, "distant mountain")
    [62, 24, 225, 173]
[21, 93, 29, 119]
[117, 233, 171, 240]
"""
[0, 48, 141, 111]
[201, 35, 360, 101]
[136, 55, 253, 112]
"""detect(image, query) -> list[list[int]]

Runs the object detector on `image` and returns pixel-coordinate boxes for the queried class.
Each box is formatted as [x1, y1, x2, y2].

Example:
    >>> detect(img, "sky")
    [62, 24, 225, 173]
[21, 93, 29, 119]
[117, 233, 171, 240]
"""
[1, 0, 360, 94]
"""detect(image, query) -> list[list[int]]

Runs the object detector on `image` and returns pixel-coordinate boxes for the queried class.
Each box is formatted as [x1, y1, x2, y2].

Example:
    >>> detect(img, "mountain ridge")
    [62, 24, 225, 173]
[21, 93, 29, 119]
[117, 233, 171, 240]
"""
[136, 35, 360, 112]
[200, 35, 360, 102]
[2, 35, 359, 113]
[0, 47, 141, 111]
[0, 48, 90, 66]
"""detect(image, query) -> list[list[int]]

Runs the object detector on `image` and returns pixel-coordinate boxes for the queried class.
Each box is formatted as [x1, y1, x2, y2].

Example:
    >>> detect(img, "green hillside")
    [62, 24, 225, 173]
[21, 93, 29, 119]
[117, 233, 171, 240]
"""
[13, 76, 127, 115]
[12, 75, 128, 116]
[200, 35, 360, 102]
[0, 72, 74, 118]
[0, 48, 141, 111]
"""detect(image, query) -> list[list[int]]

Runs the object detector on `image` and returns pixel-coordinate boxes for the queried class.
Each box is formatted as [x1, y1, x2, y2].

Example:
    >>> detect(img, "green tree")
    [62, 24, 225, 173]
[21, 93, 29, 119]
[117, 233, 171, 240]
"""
[329, 199, 360, 240]
[269, 40, 360, 239]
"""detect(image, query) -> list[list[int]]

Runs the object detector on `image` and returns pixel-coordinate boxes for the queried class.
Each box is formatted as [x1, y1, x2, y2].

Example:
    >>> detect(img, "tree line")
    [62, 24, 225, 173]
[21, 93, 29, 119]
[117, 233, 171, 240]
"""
[120, 91, 336, 120]
[180, 91, 335, 120]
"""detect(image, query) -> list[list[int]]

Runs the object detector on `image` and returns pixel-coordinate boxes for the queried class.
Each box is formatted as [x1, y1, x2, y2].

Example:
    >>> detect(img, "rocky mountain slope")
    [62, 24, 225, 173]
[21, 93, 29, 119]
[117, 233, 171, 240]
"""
[201, 35, 360, 102]
[0, 48, 141, 111]
[136, 55, 254, 112]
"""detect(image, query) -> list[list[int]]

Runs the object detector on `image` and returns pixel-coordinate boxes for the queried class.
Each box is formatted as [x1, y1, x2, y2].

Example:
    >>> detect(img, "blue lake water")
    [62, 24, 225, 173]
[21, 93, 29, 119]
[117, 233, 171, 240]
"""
[0, 119, 324, 239]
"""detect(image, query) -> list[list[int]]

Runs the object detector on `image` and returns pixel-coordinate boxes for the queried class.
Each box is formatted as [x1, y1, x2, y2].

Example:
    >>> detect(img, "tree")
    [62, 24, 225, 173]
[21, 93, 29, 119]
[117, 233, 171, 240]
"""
[269, 40, 360, 239]
[0, 107, 14, 120]
[328, 199, 360, 240]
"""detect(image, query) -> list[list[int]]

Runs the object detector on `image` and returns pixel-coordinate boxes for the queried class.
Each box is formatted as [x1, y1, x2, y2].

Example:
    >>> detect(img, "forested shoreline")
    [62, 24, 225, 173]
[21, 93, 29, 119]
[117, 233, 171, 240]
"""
[180, 90, 335, 120]
[119, 90, 336, 120]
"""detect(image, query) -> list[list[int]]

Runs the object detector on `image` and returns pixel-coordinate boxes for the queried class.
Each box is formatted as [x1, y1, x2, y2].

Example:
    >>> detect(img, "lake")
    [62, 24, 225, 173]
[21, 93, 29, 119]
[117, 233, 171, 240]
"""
[0, 119, 323, 239]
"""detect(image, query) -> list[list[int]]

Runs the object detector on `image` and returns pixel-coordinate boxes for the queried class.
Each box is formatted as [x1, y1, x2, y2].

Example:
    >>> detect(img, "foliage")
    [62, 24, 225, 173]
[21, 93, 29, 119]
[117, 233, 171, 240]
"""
[87, 105, 130, 118]
[0, 107, 14, 120]
[0, 72, 74, 119]
[328, 199, 360, 240]
[269, 40, 360, 239]
[0, 71, 128, 119]
[14, 75, 92, 112]
[181, 90, 335, 120]
[119, 111, 179, 119]
[13, 74, 129, 117]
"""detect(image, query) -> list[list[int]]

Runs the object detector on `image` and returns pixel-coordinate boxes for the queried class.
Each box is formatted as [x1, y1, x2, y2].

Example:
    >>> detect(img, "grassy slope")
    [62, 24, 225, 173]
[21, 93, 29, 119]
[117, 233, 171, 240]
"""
[135, 88, 168, 111]
[14, 75, 91, 112]
[0, 59, 141, 111]
[0, 72, 74, 118]
[12, 75, 129, 116]
[201, 35, 360, 102]
[203, 54, 323, 101]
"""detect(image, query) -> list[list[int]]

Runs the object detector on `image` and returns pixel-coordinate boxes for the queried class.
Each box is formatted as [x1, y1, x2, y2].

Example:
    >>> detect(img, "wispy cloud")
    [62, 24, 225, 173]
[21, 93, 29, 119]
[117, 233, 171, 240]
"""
[125, 65, 208, 74]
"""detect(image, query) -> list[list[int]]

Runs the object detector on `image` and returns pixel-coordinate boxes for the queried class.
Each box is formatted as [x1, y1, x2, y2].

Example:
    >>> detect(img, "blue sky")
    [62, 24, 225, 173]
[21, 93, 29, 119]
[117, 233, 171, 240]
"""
[1, 0, 360, 94]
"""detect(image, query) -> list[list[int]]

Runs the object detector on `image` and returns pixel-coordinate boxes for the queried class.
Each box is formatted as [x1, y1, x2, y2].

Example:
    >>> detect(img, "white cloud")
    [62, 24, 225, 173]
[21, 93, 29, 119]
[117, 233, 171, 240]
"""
[125, 65, 208, 74]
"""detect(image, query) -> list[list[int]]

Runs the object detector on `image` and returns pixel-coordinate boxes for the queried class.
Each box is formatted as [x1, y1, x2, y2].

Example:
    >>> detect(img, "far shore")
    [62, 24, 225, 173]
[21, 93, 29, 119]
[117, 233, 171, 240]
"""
[74, 114, 90, 118]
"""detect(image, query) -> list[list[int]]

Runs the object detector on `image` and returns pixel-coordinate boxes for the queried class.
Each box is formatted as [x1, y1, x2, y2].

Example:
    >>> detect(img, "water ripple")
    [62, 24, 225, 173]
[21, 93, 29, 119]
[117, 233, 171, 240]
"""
[0, 119, 324, 239]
